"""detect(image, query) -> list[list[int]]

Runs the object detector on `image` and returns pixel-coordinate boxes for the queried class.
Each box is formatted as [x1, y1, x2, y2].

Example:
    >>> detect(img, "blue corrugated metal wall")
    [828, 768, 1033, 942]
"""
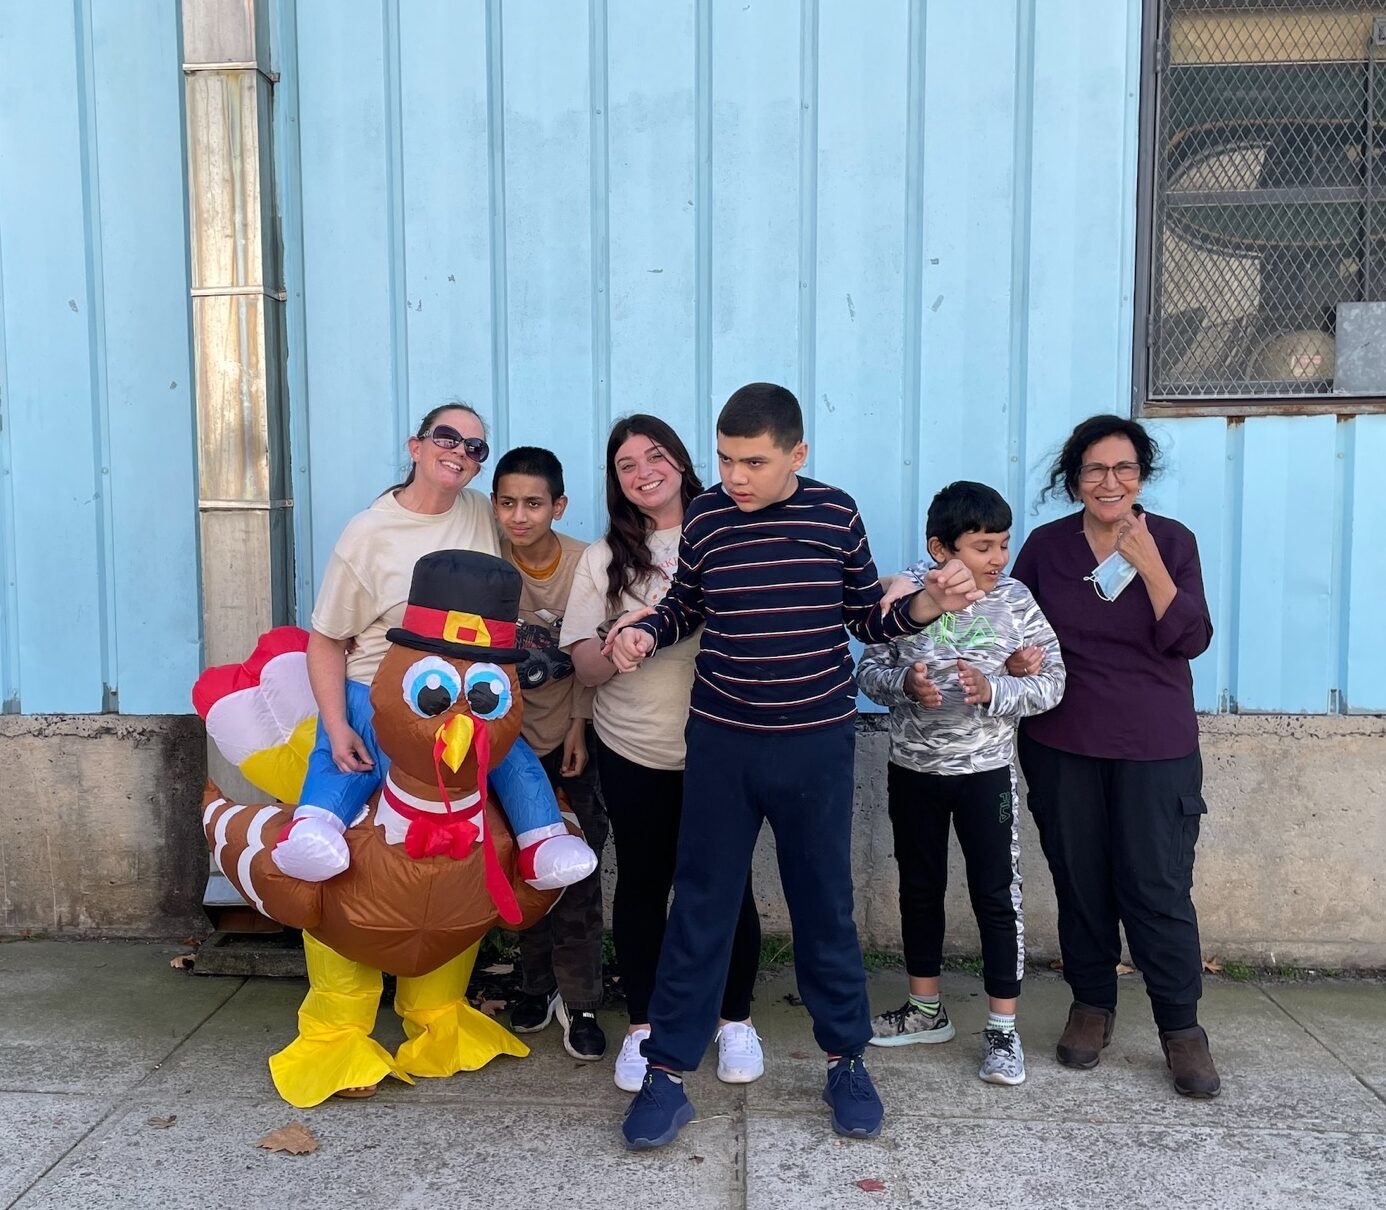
[0, 1, 200, 715]
[1, 1, 1380, 717]
[275, 0, 1384, 716]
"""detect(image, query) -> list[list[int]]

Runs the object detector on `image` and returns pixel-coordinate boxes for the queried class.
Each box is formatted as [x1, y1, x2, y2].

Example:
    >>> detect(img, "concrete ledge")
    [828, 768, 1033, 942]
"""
[812, 713, 1386, 969]
[3, 712, 1384, 967]
[0, 715, 208, 936]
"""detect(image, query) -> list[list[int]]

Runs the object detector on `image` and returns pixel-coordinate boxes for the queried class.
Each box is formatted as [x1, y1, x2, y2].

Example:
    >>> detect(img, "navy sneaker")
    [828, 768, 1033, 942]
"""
[622, 1068, 694, 1151]
[822, 1055, 884, 1139]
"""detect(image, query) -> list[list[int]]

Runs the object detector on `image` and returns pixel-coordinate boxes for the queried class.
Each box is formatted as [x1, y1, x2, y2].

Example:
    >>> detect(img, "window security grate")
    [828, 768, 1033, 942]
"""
[1150, 2, 1386, 398]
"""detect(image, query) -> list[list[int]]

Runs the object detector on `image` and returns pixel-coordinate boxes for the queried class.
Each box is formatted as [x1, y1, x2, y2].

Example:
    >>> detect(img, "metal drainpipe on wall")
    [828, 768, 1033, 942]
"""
[182, 0, 294, 804]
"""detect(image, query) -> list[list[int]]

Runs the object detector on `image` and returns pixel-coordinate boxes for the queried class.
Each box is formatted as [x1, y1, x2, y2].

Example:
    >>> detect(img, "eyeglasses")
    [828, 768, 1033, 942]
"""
[423, 425, 489, 464]
[1077, 461, 1140, 485]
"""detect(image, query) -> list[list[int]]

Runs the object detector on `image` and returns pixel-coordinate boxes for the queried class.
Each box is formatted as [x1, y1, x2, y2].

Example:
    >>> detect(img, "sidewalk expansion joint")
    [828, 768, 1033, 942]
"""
[738, 1105, 1386, 1137]
[1258, 983, 1386, 1111]
[5, 976, 249, 1210]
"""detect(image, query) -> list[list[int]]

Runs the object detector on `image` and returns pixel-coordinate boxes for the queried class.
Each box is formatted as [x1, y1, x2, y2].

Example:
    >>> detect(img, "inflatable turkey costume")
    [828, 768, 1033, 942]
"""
[193, 551, 591, 1107]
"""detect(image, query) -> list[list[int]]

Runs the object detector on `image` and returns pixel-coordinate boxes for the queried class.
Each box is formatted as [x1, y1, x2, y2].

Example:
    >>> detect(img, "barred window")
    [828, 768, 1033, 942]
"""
[1140, 1, 1386, 410]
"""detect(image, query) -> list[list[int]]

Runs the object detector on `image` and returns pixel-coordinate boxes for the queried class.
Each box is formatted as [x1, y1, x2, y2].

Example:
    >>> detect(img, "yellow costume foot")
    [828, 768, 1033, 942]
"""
[394, 945, 530, 1078]
[269, 933, 415, 1109]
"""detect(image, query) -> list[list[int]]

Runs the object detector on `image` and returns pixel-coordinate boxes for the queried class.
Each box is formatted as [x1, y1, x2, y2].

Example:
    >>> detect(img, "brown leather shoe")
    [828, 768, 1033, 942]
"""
[1160, 1025, 1221, 1098]
[1056, 1001, 1115, 1069]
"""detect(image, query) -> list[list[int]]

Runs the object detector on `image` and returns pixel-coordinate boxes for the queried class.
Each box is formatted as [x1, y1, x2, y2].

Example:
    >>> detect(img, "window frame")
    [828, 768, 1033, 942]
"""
[1132, 0, 1386, 418]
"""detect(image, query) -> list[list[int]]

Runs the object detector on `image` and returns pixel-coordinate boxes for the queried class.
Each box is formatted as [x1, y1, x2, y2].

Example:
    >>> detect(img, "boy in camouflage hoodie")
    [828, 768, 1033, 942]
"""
[858, 481, 1064, 1086]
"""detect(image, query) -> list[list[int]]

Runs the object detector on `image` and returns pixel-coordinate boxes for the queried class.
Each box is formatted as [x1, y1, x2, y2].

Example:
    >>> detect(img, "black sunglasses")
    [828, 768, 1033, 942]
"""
[423, 425, 489, 464]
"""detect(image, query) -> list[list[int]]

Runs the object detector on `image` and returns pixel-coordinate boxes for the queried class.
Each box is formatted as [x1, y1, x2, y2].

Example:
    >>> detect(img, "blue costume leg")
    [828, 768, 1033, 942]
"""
[490, 736, 562, 835]
[298, 682, 387, 826]
[299, 684, 558, 835]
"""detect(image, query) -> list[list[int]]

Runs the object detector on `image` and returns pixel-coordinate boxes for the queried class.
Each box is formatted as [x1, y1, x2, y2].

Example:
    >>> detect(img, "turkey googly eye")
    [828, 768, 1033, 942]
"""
[463, 663, 512, 720]
[402, 656, 462, 718]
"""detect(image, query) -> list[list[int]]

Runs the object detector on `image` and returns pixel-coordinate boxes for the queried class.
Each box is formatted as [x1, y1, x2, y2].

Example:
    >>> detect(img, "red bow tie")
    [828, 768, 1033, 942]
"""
[402, 810, 479, 860]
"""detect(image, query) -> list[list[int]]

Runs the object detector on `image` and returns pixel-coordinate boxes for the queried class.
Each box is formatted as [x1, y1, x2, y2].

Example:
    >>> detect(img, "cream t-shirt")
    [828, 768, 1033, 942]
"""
[311, 488, 500, 685]
[559, 527, 699, 771]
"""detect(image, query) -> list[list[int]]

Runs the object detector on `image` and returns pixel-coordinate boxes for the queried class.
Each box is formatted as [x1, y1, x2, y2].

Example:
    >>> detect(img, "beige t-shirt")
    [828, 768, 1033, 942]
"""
[559, 527, 699, 771]
[311, 488, 500, 685]
[500, 532, 596, 759]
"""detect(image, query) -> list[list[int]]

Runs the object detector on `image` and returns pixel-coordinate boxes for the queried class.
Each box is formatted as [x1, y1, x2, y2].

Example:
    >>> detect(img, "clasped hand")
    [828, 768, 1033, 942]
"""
[601, 606, 656, 672]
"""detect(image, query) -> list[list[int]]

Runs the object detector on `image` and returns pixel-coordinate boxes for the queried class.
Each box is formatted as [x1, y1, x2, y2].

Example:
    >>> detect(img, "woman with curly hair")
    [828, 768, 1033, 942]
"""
[1013, 414, 1219, 1098]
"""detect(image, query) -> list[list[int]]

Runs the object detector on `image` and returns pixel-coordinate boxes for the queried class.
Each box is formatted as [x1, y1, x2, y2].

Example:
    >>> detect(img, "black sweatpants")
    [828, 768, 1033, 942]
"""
[1017, 732, 1205, 1033]
[887, 762, 1024, 1001]
[517, 731, 610, 1012]
[644, 717, 869, 1071]
[595, 737, 760, 1027]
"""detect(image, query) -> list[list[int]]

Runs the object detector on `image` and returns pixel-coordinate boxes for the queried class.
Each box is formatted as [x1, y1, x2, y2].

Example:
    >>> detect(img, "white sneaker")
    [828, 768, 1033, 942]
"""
[614, 1028, 651, 1093]
[715, 1021, 765, 1084]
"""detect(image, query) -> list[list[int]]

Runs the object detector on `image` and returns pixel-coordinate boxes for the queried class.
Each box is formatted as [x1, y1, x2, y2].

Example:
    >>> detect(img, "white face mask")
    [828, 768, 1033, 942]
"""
[1085, 549, 1138, 602]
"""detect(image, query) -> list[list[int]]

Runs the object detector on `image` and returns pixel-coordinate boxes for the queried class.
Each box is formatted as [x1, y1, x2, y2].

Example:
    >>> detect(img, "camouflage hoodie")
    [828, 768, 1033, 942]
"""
[857, 566, 1065, 775]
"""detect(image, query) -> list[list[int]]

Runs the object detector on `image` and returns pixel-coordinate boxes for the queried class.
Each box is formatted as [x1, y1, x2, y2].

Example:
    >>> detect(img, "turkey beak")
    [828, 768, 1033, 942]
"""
[434, 714, 475, 772]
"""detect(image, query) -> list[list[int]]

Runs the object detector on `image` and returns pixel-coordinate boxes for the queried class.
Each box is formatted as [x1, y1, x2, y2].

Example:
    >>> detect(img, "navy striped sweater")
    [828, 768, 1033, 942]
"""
[632, 478, 926, 732]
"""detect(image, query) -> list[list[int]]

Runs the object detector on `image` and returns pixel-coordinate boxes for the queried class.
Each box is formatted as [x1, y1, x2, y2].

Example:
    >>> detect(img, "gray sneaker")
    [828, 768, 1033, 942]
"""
[868, 1001, 956, 1047]
[978, 1028, 1026, 1085]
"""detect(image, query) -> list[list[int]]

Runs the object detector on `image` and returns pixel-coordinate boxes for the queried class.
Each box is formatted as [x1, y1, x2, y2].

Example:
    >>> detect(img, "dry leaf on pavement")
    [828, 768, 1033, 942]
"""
[474, 998, 506, 1018]
[168, 954, 195, 971]
[255, 1121, 319, 1155]
[1116, 963, 1136, 976]
[480, 962, 514, 975]
[146, 1115, 177, 1129]
[788, 1050, 812, 1060]
[1202, 956, 1223, 973]
[856, 1178, 887, 1192]
[1048, 959, 1064, 971]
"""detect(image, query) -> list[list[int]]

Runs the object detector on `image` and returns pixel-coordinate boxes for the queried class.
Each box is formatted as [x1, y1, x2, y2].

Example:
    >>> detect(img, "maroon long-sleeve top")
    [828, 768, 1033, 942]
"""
[1011, 510, 1212, 761]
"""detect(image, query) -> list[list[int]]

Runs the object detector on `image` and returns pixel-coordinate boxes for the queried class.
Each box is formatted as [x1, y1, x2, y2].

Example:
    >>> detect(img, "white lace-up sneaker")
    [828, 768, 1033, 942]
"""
[614, 1027, 651, 1093]
[715, 1021, 765, 1084]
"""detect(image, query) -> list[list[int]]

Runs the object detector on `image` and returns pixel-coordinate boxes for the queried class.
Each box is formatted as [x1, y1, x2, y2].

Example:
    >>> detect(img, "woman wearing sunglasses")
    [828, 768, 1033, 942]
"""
[274, 401, 596, 894]
[1010, 414, 1218, 1099]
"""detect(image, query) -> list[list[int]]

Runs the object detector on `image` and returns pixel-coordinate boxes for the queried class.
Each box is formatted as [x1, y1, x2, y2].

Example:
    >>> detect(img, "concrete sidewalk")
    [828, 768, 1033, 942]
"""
[1, 941, 1382, 1209]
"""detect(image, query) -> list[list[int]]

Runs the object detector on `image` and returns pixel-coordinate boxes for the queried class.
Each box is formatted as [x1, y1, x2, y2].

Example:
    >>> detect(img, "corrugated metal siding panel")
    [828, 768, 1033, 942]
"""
[0, 1, 199, 715]
[279, 0, 1378, 716]
[1343, 415, 1386, 712]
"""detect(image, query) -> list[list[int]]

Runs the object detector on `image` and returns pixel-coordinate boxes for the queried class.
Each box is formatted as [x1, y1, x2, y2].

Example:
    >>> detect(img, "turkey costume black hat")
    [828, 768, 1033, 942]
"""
[386, 549, 528, 664]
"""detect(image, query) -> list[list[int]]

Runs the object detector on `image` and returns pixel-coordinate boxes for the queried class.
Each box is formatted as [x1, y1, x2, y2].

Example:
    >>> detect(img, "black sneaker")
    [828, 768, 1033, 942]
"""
[556, 999, 607, 1061]
[509, 988, 559, 1034]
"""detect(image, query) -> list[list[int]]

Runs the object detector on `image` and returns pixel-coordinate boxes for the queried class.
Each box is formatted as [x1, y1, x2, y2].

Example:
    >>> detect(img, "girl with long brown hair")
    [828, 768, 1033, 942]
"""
[560, 415, 763, 1093]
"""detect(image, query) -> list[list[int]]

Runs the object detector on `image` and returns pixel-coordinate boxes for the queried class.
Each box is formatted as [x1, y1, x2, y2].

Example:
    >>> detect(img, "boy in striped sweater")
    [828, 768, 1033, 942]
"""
[605, 383, 981, 1148]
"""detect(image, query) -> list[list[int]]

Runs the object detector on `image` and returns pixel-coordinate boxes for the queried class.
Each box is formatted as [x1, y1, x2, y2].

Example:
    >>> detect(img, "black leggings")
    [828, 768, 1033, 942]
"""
[887, 763, 1025, 1001]
[595, 738, 761, 1026]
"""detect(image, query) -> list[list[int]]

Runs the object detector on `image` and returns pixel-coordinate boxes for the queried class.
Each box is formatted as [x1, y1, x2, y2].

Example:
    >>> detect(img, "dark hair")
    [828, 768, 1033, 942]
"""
[926, 481, 1012, 551]
[603, 414, 703, 611]
[492, 445, 565, 500]
[383, 401, 487, 495]
[716, 382, 803, 451]
[1041, 414, 1161, 504]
